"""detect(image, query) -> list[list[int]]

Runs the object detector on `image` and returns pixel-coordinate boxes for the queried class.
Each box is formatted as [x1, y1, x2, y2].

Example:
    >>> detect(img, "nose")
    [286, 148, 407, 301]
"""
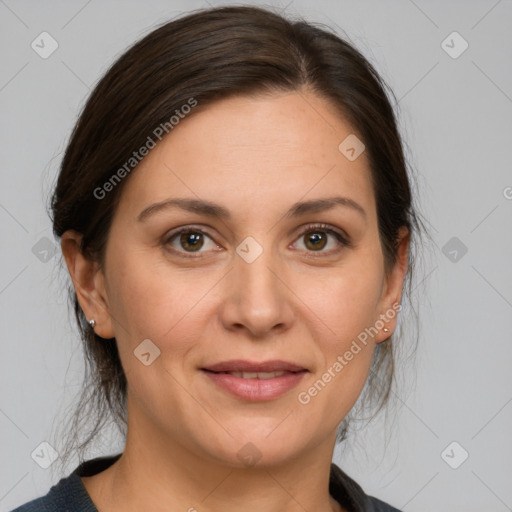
[219, 249, 295, 338]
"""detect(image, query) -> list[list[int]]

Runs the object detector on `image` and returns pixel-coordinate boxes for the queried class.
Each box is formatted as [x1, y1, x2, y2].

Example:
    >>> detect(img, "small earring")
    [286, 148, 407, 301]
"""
[383, 327, 389, 333]
[88, 319, 96, 328]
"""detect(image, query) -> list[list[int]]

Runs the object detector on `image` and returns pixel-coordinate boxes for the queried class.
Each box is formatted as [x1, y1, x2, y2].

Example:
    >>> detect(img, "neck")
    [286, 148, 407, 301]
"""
[110, 441, 342, 512]
[85, 442, 344, 511]
[82, 399, 344, 512]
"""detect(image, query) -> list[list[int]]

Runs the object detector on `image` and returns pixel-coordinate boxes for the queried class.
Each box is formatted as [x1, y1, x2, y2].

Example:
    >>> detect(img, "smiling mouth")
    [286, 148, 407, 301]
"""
[200, 361, 308, 401]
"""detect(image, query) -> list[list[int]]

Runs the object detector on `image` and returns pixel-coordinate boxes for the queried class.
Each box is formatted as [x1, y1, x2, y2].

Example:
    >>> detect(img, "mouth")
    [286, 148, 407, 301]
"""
[202, 359, 307, 374]
[203, 370, 297, 379]
[200, 360, 308, 401]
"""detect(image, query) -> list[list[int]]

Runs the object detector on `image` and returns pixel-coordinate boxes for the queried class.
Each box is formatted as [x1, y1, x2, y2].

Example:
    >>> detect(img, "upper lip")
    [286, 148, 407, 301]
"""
[202, 360, 307, 373]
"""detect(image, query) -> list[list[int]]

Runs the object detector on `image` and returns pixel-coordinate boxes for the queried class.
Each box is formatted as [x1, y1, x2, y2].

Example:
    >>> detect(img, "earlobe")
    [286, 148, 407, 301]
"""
[60, 230, 115, 339]
[376, 227, 410, 343]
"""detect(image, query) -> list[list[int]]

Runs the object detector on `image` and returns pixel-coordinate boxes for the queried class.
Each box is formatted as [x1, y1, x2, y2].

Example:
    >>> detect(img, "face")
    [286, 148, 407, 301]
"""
[68, 90, 408, 468]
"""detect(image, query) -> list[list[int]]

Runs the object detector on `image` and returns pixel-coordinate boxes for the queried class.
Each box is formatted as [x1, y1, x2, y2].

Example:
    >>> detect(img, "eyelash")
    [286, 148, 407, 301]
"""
[163, 223, 351, 259]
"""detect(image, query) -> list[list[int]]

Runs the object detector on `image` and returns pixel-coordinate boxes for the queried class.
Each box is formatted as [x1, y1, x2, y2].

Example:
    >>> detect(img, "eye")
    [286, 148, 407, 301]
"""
[292, 223, 350, 253]
[164, 227, 221, 256]
[163, 223, 350, 258]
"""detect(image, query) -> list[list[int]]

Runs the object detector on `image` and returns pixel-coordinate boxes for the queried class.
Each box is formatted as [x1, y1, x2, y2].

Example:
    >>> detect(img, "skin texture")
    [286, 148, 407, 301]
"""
[62, 89, 409, 512]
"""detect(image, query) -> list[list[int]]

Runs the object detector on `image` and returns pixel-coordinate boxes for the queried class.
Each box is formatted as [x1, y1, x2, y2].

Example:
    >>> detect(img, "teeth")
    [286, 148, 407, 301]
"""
[229, 371, 287, 379]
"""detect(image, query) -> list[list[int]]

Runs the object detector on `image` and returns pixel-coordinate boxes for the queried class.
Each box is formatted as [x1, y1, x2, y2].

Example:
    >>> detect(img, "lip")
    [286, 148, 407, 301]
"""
[201, 360, 308, 401]
[202, 359, 307, 373]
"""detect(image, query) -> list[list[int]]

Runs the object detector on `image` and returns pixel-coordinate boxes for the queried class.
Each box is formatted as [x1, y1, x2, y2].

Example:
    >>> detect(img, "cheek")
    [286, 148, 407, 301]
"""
[291, 254, 383, 408]
[296, 259, 384, 344]
[106, 235, 385, 357]
[105, 247, 220, 352]
[294, 270, 379, 425]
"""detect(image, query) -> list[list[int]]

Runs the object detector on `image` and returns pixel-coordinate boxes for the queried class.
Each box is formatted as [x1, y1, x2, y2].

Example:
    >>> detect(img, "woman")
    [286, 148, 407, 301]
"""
[12, 5, 424, 512]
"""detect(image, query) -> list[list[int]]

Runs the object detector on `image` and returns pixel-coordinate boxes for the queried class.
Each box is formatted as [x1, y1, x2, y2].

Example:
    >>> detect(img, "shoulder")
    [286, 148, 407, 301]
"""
[10, 494, 52, 512]
[330, 463, 402, 512]
[10, 454, 122, 512]
[363, 496, 402, 512]
[9, 472, 98, 512]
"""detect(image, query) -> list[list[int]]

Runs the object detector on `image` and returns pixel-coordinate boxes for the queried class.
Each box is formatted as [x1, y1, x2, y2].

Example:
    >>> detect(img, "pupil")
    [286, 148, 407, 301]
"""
[306, 232, 326, 250]
[181, 232, 204, 251]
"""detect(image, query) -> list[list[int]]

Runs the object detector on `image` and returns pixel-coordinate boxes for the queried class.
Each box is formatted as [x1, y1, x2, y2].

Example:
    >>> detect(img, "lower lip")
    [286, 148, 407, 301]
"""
[201, 370, 307, 401]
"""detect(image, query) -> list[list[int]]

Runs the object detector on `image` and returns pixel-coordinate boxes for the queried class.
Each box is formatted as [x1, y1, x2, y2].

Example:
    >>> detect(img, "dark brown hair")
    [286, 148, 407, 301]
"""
[50, 4, 428, 472]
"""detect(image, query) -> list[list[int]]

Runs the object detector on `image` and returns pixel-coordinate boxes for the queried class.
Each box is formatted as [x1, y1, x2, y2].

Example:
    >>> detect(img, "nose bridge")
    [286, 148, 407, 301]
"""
[220, 239, 294, 336]
[238, 249, 279, 300]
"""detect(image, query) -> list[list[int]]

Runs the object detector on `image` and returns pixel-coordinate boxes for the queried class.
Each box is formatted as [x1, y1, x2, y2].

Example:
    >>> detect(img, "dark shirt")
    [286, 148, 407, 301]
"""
[11, 454, 401, 512]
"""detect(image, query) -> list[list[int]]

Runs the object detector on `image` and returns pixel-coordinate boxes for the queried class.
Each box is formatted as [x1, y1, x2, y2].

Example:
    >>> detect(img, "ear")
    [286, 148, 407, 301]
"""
[61, 230, 115, 339]
[374, 226, 409, 343]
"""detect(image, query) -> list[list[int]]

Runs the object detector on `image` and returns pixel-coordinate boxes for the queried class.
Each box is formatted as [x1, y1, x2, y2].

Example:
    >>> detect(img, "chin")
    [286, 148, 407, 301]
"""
[200, 422, 313, 470]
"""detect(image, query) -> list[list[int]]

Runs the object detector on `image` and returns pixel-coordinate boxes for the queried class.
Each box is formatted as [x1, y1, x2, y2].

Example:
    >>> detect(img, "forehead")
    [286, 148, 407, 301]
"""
[117, 91, 376, 221]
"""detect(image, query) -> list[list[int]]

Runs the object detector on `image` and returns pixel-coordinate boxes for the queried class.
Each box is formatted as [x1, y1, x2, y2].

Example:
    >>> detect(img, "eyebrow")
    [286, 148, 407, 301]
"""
[137, 196, 367, 222]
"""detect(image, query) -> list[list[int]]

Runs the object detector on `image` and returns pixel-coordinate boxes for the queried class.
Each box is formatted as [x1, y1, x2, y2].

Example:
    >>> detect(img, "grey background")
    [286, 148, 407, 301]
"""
[1, 1, 511, 511]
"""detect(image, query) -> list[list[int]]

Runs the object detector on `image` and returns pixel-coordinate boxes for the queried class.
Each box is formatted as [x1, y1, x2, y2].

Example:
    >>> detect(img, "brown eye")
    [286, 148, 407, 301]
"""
[179, 231, 204, 252]
[165, 228, 220, 256]
[293, 224, 350, 254]
[304, 231, 327, 251]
